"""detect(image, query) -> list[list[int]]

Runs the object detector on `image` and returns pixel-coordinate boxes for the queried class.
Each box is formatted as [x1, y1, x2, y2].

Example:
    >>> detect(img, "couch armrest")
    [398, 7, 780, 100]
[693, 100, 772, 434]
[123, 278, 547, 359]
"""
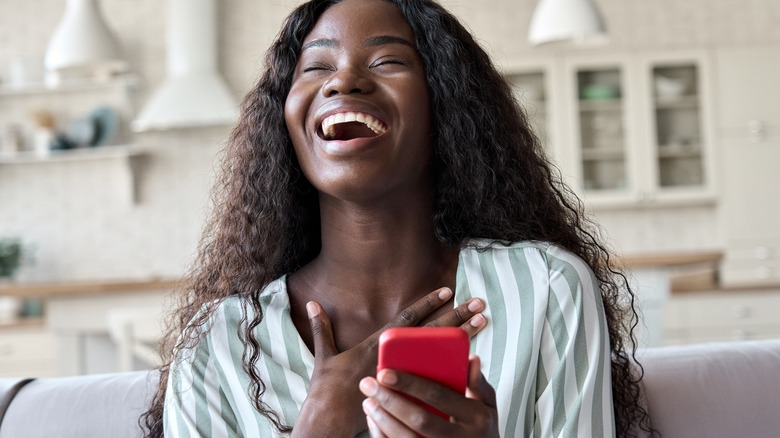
[639, 340, 780, 438]
[0, 370, 159, 438]
[0, 378, 34, 428]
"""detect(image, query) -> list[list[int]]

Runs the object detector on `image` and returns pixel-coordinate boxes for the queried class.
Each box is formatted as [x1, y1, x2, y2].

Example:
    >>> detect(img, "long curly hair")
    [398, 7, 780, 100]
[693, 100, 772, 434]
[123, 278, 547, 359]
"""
[142, 0, 653, 436]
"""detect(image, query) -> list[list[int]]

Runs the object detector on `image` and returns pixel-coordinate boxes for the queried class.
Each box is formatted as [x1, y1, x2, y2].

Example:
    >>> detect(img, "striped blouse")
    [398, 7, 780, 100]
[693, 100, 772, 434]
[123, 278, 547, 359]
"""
[164, 240, 615, 437]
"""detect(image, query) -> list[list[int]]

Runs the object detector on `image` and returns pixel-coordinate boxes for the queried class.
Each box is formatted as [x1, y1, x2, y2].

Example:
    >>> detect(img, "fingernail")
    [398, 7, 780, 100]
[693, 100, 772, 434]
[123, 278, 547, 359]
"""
[468, 298, 483, 312]
[469, 314, 486, 328]
[438, 287, 453, 300]
[378, 370, 397, 385]
[362, 397, 378, 414]
[359, 377, 378, 396]
[306, 301, 319, 318]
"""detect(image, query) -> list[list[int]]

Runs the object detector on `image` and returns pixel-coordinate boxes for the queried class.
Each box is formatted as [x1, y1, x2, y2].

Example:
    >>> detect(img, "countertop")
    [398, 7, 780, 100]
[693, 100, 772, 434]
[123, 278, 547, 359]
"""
[618, 251, 723, 268]
[0, 277, 180, 298]
[5, 251, 769, 298]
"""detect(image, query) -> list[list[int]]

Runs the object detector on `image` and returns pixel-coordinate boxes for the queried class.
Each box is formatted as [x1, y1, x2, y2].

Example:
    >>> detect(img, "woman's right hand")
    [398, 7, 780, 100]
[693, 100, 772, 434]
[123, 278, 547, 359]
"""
[291, 287, 487, 437]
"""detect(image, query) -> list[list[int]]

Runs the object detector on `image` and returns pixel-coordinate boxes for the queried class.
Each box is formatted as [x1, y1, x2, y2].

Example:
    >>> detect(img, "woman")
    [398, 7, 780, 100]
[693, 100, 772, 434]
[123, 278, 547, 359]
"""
[144, 0, 651, 436]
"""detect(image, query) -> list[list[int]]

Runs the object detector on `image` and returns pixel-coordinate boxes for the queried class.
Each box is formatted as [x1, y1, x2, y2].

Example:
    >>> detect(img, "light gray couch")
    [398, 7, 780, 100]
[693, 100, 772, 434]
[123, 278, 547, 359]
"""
[1, 340, 779, 437]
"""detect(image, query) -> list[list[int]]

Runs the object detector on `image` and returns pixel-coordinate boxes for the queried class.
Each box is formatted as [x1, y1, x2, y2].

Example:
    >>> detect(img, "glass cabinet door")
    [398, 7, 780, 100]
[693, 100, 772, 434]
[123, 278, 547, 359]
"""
[651, 64, 705, 188]
[575, 68, 627, 191]
[507, 71, 549, 149]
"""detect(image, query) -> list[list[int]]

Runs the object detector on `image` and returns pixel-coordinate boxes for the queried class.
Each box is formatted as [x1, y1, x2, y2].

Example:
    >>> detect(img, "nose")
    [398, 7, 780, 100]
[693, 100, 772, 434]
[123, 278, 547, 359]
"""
[322, 66, 374, 97]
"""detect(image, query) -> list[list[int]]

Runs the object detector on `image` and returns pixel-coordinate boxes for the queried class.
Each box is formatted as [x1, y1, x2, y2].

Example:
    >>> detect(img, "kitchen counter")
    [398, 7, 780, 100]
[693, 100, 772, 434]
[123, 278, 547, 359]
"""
[0, 278, 180, 298]
[0, 278, 179, 376]
[619, 251, 723, 268]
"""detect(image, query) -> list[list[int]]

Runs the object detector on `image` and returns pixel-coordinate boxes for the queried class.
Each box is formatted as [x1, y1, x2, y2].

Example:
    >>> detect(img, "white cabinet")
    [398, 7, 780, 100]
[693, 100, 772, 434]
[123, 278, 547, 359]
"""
[503, 58, 564, 165]
[664, 289, 780, 345]
[561, 51, 717, 208]
[715, 46, 780, 287]
[0, 321, 57, 378]
[504, 51, 717, 210]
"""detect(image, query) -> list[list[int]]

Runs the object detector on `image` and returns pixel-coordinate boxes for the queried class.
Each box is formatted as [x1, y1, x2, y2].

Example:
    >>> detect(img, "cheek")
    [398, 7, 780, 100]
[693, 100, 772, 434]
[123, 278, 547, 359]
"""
[283, 89, 305, 136]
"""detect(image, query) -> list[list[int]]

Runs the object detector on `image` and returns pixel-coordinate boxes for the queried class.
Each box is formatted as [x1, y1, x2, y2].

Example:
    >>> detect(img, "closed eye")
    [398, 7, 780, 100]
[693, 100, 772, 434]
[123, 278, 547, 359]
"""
[302, 63, 332, 73]
[370, 58, 407, 69]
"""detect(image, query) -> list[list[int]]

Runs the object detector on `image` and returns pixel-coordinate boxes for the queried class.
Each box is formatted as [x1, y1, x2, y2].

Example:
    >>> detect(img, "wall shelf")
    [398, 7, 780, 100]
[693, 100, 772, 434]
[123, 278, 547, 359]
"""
[0, 144, 139, 164]
[0, 75, 139, 97]
[0, 144, 143, 205]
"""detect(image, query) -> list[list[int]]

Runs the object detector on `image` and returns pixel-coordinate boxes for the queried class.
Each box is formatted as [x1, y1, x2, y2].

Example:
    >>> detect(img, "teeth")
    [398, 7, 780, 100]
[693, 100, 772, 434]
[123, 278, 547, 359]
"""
[321, 111, 388, 139]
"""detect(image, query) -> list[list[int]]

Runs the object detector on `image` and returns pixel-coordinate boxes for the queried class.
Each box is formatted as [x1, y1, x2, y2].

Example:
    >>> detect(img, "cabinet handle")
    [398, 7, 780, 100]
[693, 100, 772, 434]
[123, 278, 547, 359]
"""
[748, 120, 764, 143]
[754, 246, 772, 260]
[732, 305, 751, 319]
[756, 266, 772, 279]
[0, 343, 12, 356]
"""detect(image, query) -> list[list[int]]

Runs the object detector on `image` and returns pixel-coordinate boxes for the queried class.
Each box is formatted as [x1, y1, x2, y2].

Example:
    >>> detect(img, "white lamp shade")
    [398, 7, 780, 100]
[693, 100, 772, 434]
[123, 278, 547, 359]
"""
[44, 0, 125, 71]
[528, 0, 607, 46]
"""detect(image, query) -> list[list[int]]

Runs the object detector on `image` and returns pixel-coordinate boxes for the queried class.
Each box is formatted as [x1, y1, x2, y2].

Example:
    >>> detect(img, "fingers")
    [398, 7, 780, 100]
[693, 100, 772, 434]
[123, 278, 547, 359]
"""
[367, 367, 497, 433]
[389, 287, 455, 328]
[465, 355, 497, 407]
[306, 301, 338, 359]
[361, 375, 451, 437]
[425, 296, 487, 338]
[366, 416, 386, 438]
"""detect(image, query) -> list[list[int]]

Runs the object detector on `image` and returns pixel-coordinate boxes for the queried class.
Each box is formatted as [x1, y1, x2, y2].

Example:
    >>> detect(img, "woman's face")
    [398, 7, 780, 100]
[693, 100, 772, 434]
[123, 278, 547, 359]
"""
[284, 0, 432, 203]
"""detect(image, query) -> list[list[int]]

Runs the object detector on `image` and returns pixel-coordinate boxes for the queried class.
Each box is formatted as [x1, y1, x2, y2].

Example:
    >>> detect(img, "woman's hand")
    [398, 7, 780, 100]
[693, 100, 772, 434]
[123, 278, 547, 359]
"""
[292, 288, 488, 437]
[359, 355, 499, 438]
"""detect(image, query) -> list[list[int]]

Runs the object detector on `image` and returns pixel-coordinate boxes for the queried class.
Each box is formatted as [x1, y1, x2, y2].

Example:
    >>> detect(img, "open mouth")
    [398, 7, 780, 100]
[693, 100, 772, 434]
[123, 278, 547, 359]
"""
[319, 111, 388, 141]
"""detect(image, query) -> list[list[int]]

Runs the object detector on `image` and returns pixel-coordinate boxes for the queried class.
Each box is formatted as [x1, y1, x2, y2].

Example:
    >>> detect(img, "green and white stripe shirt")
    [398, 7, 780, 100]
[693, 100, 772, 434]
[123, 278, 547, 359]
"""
[164, 240, 615, 437]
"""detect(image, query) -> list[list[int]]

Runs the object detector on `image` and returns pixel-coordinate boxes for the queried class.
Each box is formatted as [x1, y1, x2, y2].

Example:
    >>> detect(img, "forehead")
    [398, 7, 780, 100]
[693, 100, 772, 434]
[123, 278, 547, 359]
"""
[304, 0, 415, 45]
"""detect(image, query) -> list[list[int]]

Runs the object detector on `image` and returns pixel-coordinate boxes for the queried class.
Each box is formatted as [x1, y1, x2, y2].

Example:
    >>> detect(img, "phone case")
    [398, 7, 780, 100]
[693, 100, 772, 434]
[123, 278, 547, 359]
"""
[377, 327, 469, 419]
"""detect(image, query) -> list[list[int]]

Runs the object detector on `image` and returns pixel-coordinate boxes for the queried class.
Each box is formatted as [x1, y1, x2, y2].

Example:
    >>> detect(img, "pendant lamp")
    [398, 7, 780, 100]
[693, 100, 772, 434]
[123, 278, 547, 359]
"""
[44, 0, 126, 81]
[528, 0, 608, 46]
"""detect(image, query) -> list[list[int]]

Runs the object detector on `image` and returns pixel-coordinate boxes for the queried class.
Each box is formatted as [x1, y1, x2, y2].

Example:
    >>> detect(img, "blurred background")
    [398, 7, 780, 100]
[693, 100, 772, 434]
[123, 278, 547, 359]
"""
[1, 0, 778, 377]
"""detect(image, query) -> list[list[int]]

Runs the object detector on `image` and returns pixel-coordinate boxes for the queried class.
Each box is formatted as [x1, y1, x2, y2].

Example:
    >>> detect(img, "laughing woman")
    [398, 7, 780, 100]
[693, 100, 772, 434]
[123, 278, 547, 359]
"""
[144, 0, 652, 437]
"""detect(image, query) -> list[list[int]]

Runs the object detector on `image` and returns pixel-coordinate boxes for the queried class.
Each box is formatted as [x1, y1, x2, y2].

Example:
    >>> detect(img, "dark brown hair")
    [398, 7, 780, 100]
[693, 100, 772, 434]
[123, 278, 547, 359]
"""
[143, 0, 653, 436]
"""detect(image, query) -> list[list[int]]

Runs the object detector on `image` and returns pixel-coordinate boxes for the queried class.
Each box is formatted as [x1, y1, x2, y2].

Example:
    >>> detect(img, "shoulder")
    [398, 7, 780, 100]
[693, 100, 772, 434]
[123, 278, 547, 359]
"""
[460, 239, 597, 292]
[207, 276, 289, 327]
[462, 239, 590, 270]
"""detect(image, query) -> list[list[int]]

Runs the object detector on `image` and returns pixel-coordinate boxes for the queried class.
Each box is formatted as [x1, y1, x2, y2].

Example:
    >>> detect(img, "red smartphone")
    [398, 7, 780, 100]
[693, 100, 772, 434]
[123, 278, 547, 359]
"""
[377, 327, 470, 419]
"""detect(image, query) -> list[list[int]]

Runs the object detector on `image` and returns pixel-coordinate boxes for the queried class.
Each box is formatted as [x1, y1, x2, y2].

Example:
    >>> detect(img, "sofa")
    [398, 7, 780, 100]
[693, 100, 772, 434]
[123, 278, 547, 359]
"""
[1, 339, 779, 437]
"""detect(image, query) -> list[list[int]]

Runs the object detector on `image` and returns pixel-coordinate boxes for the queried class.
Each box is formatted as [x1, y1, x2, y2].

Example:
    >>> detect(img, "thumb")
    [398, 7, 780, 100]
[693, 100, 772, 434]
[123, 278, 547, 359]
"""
[307, 301, 338, 360]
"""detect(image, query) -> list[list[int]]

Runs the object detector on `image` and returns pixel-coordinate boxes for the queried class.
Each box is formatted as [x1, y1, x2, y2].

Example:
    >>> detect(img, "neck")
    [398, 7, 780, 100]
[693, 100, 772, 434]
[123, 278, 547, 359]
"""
[299, 191, 458, 317]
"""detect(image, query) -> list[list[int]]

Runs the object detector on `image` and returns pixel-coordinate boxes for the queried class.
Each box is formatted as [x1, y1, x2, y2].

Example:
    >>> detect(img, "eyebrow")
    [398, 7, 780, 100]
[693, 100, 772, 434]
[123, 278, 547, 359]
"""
[301, 35, 414, 52]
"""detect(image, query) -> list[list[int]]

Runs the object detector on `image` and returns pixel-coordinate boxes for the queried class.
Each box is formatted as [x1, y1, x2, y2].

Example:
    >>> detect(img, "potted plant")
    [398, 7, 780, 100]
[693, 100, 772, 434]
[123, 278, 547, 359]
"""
[0, 238, 22, 279]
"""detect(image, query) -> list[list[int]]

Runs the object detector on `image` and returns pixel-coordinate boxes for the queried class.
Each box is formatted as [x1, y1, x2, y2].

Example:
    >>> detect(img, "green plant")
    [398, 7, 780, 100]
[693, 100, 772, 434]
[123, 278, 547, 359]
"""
[0, 238, 22, 278]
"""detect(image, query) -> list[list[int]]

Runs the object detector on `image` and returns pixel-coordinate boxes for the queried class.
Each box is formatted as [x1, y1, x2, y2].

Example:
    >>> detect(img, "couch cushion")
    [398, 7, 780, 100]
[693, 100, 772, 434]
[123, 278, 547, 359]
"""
[639, 340, 780, 438]
[0, 370, 159, 438]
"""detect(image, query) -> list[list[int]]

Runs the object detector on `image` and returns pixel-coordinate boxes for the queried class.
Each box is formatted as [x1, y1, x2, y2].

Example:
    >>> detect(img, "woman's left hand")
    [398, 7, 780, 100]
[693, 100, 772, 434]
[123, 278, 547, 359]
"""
[359, 355, 499, 438]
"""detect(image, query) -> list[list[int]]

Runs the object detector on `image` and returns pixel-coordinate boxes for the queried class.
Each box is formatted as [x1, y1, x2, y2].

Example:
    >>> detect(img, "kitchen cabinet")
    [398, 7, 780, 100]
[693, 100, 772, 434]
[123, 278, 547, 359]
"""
[0, 320, 57, 378]
[716, 46, 780, 287]
[663, 288, 780, 345]
[504, 51, 716, 210]
[560, 51, 717, 208]
[503, 58, 564, 164]
[0, 278, 176, 376]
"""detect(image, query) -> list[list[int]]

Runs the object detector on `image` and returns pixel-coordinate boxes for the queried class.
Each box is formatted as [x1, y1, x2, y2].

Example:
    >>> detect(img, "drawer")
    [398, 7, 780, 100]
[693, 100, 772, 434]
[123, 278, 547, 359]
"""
[668, 291, 780, 329]
[725, 237, 780, 262]
[668, 325, 780, 345]
[720, 263, 780, 286]
[0, 328, 56, 364]
[0, 359, 58, 378]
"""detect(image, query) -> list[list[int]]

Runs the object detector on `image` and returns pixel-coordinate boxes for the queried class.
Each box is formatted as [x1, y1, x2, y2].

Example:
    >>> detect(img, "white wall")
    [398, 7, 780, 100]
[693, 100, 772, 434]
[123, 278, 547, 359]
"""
[1, 0, 779, 282]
